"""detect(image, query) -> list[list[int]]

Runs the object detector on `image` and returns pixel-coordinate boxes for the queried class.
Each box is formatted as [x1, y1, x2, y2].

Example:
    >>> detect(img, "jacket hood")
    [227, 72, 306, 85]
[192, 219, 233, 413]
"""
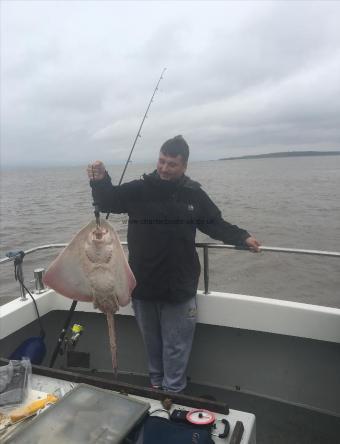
[142, 170, 201, 190]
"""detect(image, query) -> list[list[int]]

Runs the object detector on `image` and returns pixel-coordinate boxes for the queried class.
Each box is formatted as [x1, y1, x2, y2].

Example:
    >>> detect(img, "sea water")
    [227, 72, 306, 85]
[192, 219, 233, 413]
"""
[1, 156, 339, 307]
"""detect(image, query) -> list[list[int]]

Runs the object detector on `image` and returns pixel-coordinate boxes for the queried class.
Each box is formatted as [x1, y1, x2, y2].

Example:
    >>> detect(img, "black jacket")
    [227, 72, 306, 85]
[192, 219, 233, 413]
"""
[91, 171, 250, 303]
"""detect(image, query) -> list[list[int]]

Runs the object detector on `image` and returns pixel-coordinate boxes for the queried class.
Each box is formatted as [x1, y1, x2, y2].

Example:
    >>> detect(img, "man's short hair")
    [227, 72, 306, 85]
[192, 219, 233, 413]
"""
[160, 135, 189, 162]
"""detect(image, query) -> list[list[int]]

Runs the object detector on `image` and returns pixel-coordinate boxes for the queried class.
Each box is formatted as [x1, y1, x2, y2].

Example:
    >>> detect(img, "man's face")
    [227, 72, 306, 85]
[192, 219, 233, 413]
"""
[157, 152, 187, 181]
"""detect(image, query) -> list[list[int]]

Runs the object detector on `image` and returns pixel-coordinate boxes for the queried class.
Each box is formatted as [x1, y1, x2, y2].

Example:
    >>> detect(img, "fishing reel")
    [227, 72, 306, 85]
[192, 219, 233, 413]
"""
[69, 323, 84, 346]
[58, 323, 84, 357]
[59, 323, 90, 370]
[64, 324, 84, 350]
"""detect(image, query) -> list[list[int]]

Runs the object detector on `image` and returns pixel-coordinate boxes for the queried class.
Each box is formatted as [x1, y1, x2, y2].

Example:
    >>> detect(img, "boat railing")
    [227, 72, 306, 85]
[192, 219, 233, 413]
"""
[0, 243, 339, 300]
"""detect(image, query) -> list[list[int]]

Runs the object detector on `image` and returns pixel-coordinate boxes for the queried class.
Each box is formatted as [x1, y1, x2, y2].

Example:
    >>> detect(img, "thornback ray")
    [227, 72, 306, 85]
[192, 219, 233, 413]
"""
[43, 219, 136, 372]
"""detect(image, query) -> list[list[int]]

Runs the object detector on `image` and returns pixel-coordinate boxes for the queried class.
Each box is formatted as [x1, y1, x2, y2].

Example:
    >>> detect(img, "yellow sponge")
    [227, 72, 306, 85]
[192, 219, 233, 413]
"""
[9, 394, 58, 422]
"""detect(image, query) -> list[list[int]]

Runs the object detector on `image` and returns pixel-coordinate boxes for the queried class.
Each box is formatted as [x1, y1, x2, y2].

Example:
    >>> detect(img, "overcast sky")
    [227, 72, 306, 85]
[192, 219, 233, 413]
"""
[1, 0, 340, 167]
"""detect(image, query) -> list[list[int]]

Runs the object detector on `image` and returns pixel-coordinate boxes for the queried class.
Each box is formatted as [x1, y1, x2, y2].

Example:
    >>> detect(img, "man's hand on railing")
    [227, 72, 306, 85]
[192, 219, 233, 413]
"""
[245, 236, 261, 252]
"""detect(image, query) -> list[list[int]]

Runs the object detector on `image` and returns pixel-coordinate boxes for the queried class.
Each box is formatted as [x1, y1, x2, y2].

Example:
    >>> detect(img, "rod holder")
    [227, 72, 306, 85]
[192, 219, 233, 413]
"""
[34, 268, 46, 293]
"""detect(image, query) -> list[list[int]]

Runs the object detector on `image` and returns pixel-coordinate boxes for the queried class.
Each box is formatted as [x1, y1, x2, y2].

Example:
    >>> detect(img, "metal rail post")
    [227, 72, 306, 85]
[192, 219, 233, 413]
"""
[203, 245, 210, 294]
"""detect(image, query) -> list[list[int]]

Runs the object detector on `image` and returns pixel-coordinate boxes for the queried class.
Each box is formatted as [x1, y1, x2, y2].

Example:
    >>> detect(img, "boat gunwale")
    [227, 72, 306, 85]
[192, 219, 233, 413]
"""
[1, 289, 340, 343]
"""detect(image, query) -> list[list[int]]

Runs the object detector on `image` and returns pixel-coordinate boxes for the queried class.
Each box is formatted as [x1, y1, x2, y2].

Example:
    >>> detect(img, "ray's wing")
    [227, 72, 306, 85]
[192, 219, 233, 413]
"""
[43, 222, 95, 302]
[106, 222, 136, 307]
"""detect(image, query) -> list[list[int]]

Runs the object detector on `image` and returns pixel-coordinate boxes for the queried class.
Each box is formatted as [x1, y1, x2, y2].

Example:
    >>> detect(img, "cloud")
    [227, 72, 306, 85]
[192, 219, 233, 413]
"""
[1, 1, 340, 167]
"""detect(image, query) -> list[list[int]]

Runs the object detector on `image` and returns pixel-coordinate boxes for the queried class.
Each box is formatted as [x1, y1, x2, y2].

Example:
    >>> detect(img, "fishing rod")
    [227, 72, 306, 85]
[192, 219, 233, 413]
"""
[106, 67, 167, 219]
[119, 67, 166, 186]
[50, 69, 167, 369]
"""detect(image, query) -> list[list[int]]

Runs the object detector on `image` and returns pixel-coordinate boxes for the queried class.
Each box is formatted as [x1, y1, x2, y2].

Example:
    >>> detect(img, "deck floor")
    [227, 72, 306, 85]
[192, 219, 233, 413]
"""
[185, 382, 340, 444]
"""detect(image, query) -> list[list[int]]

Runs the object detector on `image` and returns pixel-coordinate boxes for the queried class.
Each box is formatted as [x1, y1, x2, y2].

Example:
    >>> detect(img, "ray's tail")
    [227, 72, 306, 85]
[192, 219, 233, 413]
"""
[106, 312, 117, 377]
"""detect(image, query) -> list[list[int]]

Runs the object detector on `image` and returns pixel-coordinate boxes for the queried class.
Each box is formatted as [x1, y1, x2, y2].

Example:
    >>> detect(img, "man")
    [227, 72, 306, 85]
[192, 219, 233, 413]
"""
[87, 135, 260, 393]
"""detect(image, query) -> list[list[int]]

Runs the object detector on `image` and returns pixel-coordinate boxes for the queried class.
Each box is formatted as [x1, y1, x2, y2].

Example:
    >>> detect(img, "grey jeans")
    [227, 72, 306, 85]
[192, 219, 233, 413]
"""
[132, 297, 197, 393]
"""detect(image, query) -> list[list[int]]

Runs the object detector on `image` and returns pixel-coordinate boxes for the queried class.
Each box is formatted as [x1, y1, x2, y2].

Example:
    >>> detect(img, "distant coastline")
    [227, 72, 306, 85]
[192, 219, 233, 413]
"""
[219, 150, 340, 161]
